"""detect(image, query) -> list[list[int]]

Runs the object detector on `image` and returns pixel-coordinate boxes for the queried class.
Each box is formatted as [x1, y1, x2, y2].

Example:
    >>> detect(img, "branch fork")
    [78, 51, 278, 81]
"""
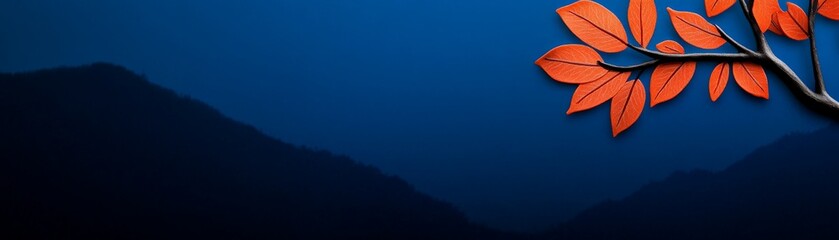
[598, 0, 839, 119]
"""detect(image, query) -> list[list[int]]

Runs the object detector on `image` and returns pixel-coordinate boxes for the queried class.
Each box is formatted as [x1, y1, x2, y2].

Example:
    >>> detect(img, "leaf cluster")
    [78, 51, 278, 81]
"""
[537, 0, 839, 136]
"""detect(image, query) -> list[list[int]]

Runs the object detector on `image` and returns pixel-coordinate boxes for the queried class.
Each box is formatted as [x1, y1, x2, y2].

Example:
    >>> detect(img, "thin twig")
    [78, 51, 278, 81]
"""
[810, 0, 826, 94]
[599, 60, 658, 72]
[599, 50, 754, 72]
[715, 25, 758, 55]
[627, 45, 753, 61]
[738, 0, 770, 51]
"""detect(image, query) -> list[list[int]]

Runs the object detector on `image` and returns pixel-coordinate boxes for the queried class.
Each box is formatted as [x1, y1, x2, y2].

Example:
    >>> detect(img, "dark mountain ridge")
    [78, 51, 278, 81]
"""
[548, 125, 839, 239]
[0, 63, 520, 239]
[5, 63, 838, 239]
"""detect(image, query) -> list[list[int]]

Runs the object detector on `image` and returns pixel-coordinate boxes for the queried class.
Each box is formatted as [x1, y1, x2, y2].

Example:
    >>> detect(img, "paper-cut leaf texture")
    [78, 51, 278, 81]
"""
[650, 61, 697, 106]
[705, 0, 737, 17]
[656, 40, 685, 54]
[611, 80, 646, 137]
[535, 45, 610, 84]
[777, 2, 810, 40]
[557, 1, 629, 53]
[667, 8, 726, 49]
[753, 0, 783, 32]
[733, 62, 770, 99]
[650, 39, 694, 106]
[709, 63, 730, 102]
[568, 71, 632, 114]
[819, 0, 839, 20]
[628, 0, 657, 48]
[769, 12, 785, 35]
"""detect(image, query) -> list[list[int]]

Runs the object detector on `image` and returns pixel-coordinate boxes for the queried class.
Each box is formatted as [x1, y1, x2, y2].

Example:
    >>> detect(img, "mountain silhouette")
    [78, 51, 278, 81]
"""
[0, 63, 523, 240]
[5, 63, 838, 240]
[547, 125, 839, 239]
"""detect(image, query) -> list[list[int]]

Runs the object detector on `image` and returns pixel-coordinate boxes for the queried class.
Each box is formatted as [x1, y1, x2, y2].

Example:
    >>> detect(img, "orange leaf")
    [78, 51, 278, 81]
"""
[567, 71, 632, 114]
[777, 2, 810, 40]
[709, 63, 730, 102]
[818, 0, 839, 20]
[705, 0, 737, 17]
[557, 1, 629, 53]
[628, 0, 657, 48]
[667, 8, 726, 49]
[753, 0, 782, 33]
[769, 12, 785, 35]
[611, 80, 646, 137]
[535, 44, 610, 84]
[650, 61, 697, 106]
[656, 40, 685, 54]
[732, 62, 770, 99]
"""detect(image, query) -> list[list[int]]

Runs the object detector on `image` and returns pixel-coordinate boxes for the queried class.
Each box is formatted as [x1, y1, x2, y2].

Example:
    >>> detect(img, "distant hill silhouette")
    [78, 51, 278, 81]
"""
[6, 63, 838, 240]
[547, 125, 839, 239]
[0, 63, 522, 240]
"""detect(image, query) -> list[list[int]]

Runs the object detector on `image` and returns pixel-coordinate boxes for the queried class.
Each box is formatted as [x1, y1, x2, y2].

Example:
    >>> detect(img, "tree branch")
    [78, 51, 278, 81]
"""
[715, 25, 758, 55]
[627, 45, 754, 61]
[598, 51, 755, 72]
[810, 0, 826, 94]
[596, 0, 839, 121]
[605, 48, 839, 121]
[761, 54, 839, 119]
[731, 0, 838, 115]
[599, 60, 658, 72]
[738, 0, 753, 16]
[738, 0, 770, 51]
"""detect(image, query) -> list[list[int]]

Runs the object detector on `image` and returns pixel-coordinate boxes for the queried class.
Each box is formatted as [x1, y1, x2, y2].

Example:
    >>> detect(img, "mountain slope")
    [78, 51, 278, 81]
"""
[0, 63, 518, 239]
[548, 125, 839, 239]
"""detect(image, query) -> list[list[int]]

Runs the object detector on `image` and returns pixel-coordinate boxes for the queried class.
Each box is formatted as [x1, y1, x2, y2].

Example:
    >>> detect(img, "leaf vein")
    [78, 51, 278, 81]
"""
[544, 58, 599, 66]
[578, 72, 621, 104]
[617, 81, 637, 126]
[569, 11, 628, 45]
[675, 15, 721, 37]
[656, 63, 686, 98]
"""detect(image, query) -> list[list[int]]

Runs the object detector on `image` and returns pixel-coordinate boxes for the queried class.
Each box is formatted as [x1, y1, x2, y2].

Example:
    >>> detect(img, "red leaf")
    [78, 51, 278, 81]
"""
[650, 40, 694, 107]
[650, 61, 697, 106]
[628, 0, 657, 48]
[611, 80, 646, 137]
[818, 0, 839, 20]
[567, 71, 631, 114]
[769, 11, 786, 36]
[667, 8, 726, 49]
[656, 40, 685, 54]
[557, 1, 629, 53]
[535, 44, 610, 84]
[777, 2, 810, 40]
[732, 62, 770, 99]
[705, 0, 737, 17]
[753, 0, 782, 33]
[709, 63, 731, 102]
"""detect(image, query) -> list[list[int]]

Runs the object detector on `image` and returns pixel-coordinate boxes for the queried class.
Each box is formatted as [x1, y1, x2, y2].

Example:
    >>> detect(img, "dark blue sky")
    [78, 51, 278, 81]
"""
[1, 0, 836, 232]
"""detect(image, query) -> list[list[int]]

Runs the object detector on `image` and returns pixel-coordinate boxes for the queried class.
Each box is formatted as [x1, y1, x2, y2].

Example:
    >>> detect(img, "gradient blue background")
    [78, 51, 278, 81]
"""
[1, 0, 836, 232]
